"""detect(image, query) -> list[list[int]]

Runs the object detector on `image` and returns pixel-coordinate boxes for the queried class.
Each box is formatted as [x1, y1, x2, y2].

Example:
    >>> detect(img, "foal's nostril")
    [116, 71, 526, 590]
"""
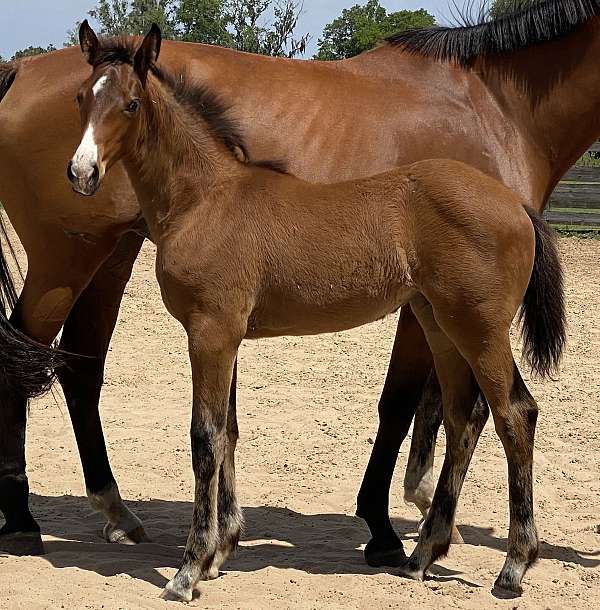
[91, 164, 99, 182]
[67, 161, 76, 183]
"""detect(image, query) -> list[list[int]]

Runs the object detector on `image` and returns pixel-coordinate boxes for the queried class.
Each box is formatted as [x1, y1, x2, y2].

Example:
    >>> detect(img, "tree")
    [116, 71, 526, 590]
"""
[67, 0, 309, 58]
[11, 45, 57, 60]
[315, 0, 435, 61]
[66, 0, 177, 44]
[175, 0, 232, 45]
[227, 0, 308, 57]
[489, 0, 536, 19]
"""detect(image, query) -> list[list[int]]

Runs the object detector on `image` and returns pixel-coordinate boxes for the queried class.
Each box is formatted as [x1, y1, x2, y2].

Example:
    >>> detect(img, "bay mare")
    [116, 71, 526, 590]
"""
[0, 0, 596, 563]
[70, 24, 565, 600]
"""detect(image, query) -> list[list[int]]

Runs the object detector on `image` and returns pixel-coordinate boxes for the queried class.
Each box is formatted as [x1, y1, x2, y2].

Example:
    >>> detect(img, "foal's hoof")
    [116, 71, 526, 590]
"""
[102, 522, 150, 545]
[397, 560, 425, 582]
[0, 531, 45, 556]
[492, 578, 523, 599]
[364, 537, 407, 568]
[160, 579, 193, 603]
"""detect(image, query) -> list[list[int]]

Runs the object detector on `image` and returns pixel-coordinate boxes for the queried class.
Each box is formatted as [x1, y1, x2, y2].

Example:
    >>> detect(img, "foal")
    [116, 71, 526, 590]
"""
[69, 24, 565, 601]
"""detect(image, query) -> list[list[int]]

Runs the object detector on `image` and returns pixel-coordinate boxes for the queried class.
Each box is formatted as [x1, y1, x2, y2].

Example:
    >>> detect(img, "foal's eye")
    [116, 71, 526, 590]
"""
[126, 100, 140, 113]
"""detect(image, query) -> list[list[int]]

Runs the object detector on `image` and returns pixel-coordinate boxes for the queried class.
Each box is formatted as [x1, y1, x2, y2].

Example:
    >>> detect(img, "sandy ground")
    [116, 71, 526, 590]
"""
[1, 235, 599, 609]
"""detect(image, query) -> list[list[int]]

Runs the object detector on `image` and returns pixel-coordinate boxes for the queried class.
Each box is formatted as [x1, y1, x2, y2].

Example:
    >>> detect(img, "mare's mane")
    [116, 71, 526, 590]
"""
[387, 0, 600, 65]
[91, 37, 288, 173]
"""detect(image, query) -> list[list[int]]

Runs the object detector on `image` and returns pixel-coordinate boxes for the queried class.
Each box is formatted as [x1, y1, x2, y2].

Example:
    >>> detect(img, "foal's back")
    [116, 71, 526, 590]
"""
[176, 157, 529, 339]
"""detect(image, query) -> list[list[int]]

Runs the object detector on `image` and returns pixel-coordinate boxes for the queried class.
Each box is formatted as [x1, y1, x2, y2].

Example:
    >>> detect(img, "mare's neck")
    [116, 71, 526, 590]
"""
[123, 77, 241, 238]
[480, 18, 600, 203]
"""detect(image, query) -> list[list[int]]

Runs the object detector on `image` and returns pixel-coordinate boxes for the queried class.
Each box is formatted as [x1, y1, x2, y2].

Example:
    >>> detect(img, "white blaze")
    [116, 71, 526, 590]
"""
[71, 123, 98, 179]
[92, 75, 109, 97]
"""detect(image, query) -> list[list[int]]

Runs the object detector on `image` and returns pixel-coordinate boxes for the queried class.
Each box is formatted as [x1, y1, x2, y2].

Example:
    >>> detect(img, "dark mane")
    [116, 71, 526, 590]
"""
[388, 0, 600, 65]
[93, 36, 288, 174]
[91, 36, 137, 67]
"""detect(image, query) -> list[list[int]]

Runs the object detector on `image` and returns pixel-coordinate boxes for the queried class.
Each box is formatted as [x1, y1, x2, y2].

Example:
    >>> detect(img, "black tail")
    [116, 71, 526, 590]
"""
[0, 61, 17, 103]
[518, 206, 566, 378]
[0, 64, 63, 397]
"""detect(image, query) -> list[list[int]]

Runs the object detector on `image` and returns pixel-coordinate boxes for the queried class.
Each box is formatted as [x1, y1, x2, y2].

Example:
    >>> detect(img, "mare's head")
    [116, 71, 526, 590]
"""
[68, 21, 162, 196]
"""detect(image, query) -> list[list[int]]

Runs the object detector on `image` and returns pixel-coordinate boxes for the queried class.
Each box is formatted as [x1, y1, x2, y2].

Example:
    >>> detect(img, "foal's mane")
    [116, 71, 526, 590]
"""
[91, 37, 288, 173]
[388, 0, 600, 65]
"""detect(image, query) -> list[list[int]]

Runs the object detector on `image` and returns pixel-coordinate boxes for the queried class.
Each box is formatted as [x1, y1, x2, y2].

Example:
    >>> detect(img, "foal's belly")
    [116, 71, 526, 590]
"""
[245, 285, 417, 339]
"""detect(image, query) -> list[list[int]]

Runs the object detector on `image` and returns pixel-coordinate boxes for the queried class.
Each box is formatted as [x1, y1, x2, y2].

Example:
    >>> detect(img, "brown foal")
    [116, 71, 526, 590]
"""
[2, 0, 598, 561]
[69, 24, 565, 600]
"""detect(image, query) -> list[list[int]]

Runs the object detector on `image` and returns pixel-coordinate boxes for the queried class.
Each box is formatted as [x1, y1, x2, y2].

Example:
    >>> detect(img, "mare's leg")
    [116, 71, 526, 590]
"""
[57, 230, 148, 544]
[404, 376, 489, 545]
[163, 312, 241, 602]
[403, 371, 442, 521]
[205, 361, 243, 579]
[356, 305, 433, 567]
[0, 237, 120, 555]
[399, 296, 485, 581]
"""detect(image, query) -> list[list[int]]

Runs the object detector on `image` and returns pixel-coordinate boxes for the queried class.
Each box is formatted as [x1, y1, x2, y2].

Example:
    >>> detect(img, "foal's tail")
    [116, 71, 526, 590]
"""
[518, 206, 566, 378]
[0, 62, 62, 398]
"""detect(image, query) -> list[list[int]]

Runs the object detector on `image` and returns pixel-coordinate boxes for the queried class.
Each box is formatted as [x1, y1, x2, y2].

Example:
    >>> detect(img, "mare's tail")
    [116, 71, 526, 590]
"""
[518, 206, 566, 378]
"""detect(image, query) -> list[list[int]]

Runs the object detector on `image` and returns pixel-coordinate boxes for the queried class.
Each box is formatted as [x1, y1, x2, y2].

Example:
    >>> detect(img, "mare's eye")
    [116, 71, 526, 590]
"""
[126, 100, 140, 113]
[75, 93, 83, 105]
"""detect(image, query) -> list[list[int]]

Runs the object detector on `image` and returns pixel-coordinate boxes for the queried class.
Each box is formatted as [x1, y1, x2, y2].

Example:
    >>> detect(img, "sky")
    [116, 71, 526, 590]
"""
[0, 1, 453, 60]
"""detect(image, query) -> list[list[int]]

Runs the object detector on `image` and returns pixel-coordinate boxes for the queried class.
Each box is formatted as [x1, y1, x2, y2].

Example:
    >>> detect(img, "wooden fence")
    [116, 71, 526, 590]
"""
[545, 142, 600, 228]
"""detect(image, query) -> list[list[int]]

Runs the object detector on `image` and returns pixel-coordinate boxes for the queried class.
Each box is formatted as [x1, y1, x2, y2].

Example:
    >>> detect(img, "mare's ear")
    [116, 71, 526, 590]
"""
[79, 20, 99, 65]
[134, 23, 162, 87]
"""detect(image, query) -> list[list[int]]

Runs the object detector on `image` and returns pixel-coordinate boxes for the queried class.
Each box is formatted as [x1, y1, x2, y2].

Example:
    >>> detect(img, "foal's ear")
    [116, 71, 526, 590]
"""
[79, 20, 99, 65]
[134, 23, 162, 87]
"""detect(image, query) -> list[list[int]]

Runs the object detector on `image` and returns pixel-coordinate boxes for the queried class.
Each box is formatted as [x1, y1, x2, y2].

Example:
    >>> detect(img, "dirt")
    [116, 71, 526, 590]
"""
[1, 235, 599, 609]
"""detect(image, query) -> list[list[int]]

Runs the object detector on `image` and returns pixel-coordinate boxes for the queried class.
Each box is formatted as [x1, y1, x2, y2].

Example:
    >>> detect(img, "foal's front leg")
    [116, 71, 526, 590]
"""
[163, 314, 240, 602]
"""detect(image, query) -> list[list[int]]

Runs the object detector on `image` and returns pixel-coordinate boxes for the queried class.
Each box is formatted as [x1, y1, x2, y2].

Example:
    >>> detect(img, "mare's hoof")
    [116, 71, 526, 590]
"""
[161, 579, 193, 603]
[397, 560, 425, 582]
[0, 531, 45, 556]
[102, 523, 150, 545]
[364, 537, 407, 568]
[450, 525, 464, 545]
[493, 575, 523, 598]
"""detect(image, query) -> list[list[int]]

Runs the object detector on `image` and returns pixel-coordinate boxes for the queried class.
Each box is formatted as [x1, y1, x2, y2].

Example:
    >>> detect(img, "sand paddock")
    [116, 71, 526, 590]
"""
[1, 235, 599, 609]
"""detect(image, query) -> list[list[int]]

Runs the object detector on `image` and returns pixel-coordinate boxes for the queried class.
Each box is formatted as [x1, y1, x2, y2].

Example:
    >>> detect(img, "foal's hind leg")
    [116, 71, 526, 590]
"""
[204, 361, 243, 580]
[398, 297, 485, 581]
[472, 359, 539, 594]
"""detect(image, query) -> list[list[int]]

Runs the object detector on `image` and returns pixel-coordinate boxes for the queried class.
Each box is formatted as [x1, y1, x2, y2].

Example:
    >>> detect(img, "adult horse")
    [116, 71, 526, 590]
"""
[0, 0, 596, 561]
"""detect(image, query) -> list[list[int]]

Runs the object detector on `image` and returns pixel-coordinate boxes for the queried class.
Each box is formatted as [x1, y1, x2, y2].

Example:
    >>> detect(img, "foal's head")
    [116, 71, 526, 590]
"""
[68, 21, 161, 196]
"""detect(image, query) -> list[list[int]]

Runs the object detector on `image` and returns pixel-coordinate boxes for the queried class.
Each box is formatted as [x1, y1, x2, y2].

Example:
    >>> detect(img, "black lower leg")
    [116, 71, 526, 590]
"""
[0, 391, 44, 554]
[357, 307, 433, 567]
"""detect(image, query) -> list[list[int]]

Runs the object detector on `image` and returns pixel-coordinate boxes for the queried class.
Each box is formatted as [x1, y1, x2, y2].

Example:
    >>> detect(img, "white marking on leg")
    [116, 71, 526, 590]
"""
[87, 483, 145, 543]
[92, 75, 109, 97]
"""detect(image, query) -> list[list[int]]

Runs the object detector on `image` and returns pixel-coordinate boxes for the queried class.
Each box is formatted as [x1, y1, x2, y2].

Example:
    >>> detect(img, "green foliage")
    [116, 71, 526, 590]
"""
[66, 0, 308, 58]
[175, 0, 231, 45]
[11, 45, 57, 60]
[228, 0, 309, 57]
[315, 0, 435, 60]
[489, 0, 537, 19]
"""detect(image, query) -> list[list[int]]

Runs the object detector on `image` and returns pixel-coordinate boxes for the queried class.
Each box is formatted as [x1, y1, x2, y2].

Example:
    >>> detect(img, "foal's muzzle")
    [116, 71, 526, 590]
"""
[67, 159, 100, 196]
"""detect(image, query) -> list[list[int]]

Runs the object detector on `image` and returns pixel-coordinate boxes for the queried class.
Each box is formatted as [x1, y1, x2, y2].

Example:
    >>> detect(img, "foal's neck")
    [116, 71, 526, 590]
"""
[124, 76, 241, 237]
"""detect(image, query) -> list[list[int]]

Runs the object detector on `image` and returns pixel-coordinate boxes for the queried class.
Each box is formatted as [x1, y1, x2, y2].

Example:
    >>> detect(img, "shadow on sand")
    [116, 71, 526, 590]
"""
[1, 493, 597, 592]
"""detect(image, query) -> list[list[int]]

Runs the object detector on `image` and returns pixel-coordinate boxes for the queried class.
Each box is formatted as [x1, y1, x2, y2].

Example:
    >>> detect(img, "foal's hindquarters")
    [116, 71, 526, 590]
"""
[156, 159, 558, 600]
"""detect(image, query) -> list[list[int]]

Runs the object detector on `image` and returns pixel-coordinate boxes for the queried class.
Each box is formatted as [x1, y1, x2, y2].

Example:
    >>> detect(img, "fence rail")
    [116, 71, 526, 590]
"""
[545, 143, 600, 228]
